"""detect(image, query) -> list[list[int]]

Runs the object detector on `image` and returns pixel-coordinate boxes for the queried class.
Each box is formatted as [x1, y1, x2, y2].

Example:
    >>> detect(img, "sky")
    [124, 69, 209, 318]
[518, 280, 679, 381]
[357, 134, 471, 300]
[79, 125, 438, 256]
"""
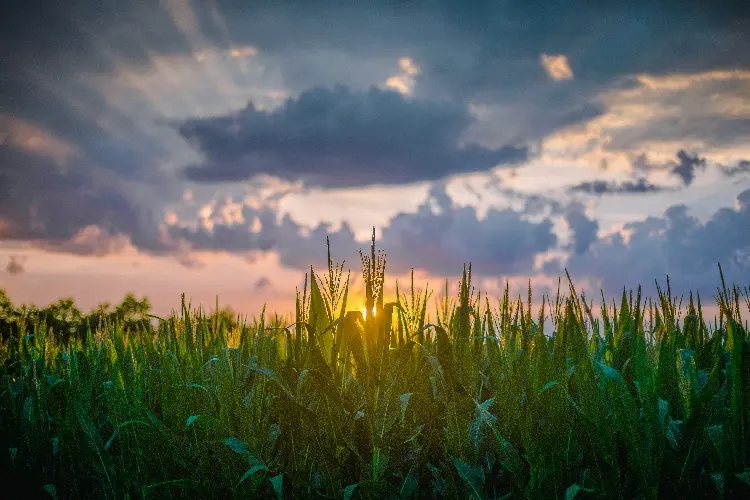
[0, 0, 749, 319]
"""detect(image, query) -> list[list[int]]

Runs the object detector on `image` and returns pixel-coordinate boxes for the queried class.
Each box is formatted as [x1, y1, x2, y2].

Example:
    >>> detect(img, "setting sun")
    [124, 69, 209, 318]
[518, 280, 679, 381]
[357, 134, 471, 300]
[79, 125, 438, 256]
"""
[361, 306, 376, 319]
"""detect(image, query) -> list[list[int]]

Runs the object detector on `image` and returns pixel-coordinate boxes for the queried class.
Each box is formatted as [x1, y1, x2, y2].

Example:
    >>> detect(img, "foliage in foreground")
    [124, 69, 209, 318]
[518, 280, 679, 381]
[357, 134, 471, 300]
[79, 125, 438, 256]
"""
[1, 238, 750, 499]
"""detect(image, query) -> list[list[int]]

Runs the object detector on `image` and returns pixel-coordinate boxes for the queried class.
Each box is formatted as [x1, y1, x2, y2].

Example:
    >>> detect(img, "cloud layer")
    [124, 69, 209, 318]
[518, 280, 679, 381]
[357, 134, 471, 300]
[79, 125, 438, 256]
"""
[0, 0, 749, 306]
[178, 86, 528, 188]
[167, 182, 557, 277]
[569, 178, 667, 195]
[566, 188, 750, 297]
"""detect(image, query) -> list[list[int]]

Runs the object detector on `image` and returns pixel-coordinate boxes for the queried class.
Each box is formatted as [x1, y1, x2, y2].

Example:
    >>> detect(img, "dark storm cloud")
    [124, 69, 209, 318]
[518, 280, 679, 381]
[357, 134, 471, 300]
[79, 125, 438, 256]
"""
[7, 1, 743, 82]
[168, 183, 558, 276]
[2, 0, 749, 269]
[0, 78, 172, 181]
[568, 178, 667, 195]
[634, 150, 708, 187]
[209, 0, 750, 93]
[671, 151, 707, 186]
[0, 1, 185, 181]
[0, 146, 174, 255]
[0, 0, 190, 74]
[566, 188, 750, 298]
[178, 86, 528, 188]
[3, 0, 748, 186]
[564, 204, 599, 256]
[0, 147, 138, 241]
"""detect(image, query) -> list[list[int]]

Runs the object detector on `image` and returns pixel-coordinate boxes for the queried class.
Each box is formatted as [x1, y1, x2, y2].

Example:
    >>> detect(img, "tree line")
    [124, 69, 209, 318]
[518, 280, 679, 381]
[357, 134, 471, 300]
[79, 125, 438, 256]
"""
[0, 289, 242, 344]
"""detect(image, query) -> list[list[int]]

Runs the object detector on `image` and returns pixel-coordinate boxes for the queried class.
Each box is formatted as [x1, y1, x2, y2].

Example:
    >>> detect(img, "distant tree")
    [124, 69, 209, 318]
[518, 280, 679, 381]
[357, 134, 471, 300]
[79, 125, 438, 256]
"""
[0, 289, 17, 341]
[113, 293, 153, 334]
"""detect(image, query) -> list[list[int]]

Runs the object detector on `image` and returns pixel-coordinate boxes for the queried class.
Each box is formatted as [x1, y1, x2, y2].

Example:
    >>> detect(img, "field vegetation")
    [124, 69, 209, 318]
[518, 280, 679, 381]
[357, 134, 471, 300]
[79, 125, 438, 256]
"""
[1, 235, 750, 499]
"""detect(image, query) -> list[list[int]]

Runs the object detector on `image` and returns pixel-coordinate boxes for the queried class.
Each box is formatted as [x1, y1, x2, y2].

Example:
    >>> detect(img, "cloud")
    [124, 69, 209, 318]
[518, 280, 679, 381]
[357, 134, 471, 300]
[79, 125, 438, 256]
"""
[6, 1, 749, 92]
[36, 226, 131, 257]
[566, 188, 750, 297]
[2, 0, 749, 282]
[0, 143, 177, 256]
[0, 113, 75, 164]
[4, 2, 749, 173]
[5, 255, 26, 276]
[380, 183, 558, 275]
[0, 147, 138, 242]
[721, 159, 750, 177]
[177, 85, 528, 189]
[165, 192, 364, 270]
[568, 177, 667, 195]
[540, 54, 574, 81]
[167, 182, 558, 277]
[254, 276, 272, 291]
[545, 70, 750, 172]
[384, 57, 421, 95]
[632, 150, 707, 186]
[670, 150, 707, 186]
[563, 204, 599, 255]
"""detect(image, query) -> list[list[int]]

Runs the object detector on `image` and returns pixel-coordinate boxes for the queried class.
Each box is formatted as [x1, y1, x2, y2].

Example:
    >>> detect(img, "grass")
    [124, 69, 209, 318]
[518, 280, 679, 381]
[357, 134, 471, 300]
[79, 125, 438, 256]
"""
[1, 235, 750, 499]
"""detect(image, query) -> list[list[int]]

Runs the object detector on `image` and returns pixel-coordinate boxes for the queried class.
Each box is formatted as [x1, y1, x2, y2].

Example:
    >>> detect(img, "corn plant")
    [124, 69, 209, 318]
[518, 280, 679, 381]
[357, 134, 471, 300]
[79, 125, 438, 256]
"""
[1, 238, 749, 499]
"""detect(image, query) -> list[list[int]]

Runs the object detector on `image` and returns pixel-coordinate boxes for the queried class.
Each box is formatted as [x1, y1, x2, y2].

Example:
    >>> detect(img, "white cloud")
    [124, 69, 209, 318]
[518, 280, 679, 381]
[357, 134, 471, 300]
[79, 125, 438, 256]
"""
[385, 57, 421, 95]
[540, 53, 574, 81]
[229, 46, 259, 59]
[543, 68, 750, 169]
[399, 56, 420, 76]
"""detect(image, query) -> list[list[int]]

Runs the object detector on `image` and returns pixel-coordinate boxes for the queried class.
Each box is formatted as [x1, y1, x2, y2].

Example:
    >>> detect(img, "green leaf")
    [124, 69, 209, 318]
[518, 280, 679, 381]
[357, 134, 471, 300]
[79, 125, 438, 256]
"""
[186, 415, 200, 430]
[399, 466, 418, 498]
[594, 361, 623, 383]
[43, 484, 57, 500]
[104, 420, 152, 451]
[404, 424, 424, 443]
[541, 381, 559, 394]
[200, 356, 218, 371]
[344, 484, 359, 500]
[452, 458, 485, 499]
[237, 465, 268, 486]
[565, 484, 582, 500]
[267, 423, 281, 451]
[658, 399, 669, 425]
[735, 469, 750, 486]
[470, 398, 496, 449]
[666, 419, 683, 450]
[223, 437, 262, 465]
[711, 473, 724, 496]
[223, 437, 251, 454]
[270, 473, 283, 499]
[706, 424, 723, 452]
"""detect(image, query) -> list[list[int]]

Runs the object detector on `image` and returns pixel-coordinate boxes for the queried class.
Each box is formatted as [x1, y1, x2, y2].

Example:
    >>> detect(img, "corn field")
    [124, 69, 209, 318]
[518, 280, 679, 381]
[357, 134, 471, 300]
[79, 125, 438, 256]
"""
[1, 236, 750, 499]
